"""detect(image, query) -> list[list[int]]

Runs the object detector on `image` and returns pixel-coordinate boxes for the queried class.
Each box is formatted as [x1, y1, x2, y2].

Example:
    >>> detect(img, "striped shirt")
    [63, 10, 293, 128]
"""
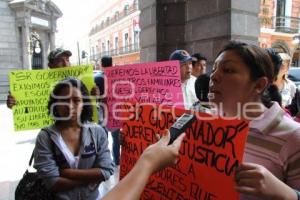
[241, 102, 300, 200]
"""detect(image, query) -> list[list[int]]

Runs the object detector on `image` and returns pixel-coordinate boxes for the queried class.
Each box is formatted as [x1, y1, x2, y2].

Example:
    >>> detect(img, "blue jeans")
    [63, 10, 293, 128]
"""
[111, 129, 120, 166]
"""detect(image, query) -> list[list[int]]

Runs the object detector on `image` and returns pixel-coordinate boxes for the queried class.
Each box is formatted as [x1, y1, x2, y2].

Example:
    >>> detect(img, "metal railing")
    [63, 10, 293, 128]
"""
[89, 3, 139, 36]
[90, 43, 140, 61]
[260, 15, 300, 33]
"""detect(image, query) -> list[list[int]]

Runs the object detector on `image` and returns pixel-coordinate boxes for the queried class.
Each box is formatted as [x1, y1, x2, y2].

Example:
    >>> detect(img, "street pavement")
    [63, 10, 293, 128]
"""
[0, 104, 119, 200]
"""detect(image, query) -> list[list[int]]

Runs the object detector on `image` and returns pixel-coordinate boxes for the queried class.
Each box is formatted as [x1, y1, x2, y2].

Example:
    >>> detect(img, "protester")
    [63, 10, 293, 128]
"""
[191, 73, 211, 113]
[102, 42, 300, 200]
[47, 48, 72, 68]
[94, 56, 121, 167]
[102, 131, 186, 200]
[274, 52, 296, 107]
[209, 41, 300, 199]
[169, 49, 198, 109]
[191, 53, 207, 78]
[265, 48, 284, 107]
[34, 77, 114, 200]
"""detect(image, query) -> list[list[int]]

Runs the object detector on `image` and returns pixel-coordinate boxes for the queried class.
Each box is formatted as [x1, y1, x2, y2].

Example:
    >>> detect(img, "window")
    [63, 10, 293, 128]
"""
[114, 37, 119, 54]
[102, 42, 105, 54]
[115, 11, 119, 21]
[134, 31, 139, 50]
[124, 33, 129, 53]
[124, 4, 129, 14]
[107, 40, 110, 53]
[276, 0, 286, 17]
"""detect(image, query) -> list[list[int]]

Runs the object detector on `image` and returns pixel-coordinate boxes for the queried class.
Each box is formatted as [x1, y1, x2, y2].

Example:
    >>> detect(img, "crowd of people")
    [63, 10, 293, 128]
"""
[7, 40, 300, 200]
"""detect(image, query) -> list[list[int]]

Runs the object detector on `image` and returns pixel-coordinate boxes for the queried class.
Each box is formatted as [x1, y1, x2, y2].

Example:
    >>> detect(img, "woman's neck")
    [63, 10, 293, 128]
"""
[223, 102, 267, 120]
[55, 120, 80, 130]
[274, 76, 286, 90]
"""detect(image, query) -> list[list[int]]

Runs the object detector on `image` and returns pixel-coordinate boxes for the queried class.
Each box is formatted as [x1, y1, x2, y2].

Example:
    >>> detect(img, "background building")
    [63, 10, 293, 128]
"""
[259, 0, 300, 66]
[0, 0, 62, 103]
[139, 0, 261, 67]
[89, 0, 140, 68]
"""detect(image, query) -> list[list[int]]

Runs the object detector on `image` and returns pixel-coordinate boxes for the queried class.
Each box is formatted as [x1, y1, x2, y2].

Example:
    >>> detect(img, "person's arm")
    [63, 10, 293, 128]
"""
[6, 92, 16, 109]
[235, 162, 298, 200]
[102, 131, 186, 200]
[60, 168, 105, 183]
[50, 177, 84, 192]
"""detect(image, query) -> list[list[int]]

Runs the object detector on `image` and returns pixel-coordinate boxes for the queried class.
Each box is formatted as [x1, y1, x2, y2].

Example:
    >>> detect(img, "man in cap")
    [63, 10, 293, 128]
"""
[169, 49, 198, 109]
[47, 48, 72, 68]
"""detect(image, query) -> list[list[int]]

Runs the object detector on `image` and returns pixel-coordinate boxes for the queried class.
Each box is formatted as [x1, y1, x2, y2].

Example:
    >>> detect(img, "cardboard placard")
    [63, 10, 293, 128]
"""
[104, 61, 184, 129]
[9, 65, 96, 131]
[120, 104, 248, 200]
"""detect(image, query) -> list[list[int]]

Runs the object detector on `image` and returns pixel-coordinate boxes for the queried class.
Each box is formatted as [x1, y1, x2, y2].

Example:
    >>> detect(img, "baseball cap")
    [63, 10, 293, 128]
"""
[169, 50, 195, 63]
[48, 48, 72, 62]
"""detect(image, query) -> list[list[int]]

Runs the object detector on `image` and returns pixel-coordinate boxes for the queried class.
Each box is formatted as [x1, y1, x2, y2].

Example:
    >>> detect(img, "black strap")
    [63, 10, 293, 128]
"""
[28, 129, 55, 167]
[28, 150, 34, 166]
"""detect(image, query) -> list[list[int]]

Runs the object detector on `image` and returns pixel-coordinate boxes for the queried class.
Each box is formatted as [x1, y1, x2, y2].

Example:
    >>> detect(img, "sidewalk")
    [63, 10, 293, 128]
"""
[0, 104, 118, 200]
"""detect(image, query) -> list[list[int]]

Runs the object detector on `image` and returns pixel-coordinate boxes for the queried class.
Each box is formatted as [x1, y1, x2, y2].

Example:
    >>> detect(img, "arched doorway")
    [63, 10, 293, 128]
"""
[30, 32, 43, 69]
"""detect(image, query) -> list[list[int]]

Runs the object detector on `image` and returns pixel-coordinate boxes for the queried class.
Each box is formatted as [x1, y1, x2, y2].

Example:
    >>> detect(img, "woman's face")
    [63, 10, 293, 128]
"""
[209, 50, 261, 117]
[278, 60, 290, 78]
[54, 85, 83, 122]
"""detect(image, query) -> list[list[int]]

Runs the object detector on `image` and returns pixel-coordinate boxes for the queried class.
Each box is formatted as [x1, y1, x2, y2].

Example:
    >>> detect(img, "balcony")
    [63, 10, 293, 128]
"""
[260, 15, 300, 33]
[90, 43, 140, 61]
[89, 3, 139, 36]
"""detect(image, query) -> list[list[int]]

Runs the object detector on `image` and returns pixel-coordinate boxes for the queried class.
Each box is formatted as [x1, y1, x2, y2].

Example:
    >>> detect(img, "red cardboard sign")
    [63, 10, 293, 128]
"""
[104, 61, 184, 129]
[120, 104, 249, 200]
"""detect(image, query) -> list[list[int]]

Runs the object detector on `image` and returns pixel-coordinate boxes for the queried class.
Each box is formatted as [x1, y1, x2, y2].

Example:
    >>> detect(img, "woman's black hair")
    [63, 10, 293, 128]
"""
[265, 48, 282, 80]
[195, 74, 210, 102]
[48, 77, 93, 123]
[217, 41, 275, 107]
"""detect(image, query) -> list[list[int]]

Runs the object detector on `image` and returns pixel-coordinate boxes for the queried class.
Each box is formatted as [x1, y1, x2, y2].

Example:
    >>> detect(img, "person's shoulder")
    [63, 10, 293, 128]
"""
[279, 114, 300, 134]
[36, 125, 56, 141]
[85, 122, 106, 134]
[188, 76, 197, 83]
[286, 78, 296, 88]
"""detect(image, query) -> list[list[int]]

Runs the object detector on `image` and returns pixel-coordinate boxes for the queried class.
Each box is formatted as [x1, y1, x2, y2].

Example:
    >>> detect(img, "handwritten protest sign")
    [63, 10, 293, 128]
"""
[104, 61, 184, 129]
[120, 104, 249, 200]
[9, 65, 96, 131]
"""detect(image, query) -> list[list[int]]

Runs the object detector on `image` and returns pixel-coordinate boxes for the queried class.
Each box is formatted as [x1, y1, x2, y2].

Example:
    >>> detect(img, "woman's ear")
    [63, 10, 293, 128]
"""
[254, 77, 269, 94]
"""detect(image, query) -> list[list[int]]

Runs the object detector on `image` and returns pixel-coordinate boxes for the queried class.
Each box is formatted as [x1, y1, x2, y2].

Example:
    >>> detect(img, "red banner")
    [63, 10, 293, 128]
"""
[120, 104, 249, 200]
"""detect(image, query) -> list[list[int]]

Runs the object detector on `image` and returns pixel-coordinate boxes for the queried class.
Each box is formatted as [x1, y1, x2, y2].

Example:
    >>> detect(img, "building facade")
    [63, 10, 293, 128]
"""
[0, 0, 62, 102]
[259, 0, 300, 66]
[89, 0, 140, 68]
[139, 0, 260, 66]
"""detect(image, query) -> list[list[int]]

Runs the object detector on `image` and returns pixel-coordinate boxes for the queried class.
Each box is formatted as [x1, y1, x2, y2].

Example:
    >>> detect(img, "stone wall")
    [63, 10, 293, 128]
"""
[139, 0, 260, 68]
[0, 0, 21, 103]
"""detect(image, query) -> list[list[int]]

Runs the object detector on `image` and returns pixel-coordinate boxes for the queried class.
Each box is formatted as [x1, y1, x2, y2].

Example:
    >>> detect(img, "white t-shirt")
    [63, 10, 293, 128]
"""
[181, 76, 198, 109]
[57, 134, 80, 169]
[280, 78, 296, 107]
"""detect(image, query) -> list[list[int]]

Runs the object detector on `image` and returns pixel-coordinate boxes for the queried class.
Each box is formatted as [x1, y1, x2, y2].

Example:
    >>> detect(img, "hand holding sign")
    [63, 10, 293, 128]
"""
[235, 163, 297, 200]
[103, 130, 186, 200]
[139, 130, 186, 174]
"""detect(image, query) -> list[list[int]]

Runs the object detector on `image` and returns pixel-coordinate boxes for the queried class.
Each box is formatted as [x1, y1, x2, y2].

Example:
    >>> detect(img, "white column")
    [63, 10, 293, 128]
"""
[21, 24, 31, 69]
